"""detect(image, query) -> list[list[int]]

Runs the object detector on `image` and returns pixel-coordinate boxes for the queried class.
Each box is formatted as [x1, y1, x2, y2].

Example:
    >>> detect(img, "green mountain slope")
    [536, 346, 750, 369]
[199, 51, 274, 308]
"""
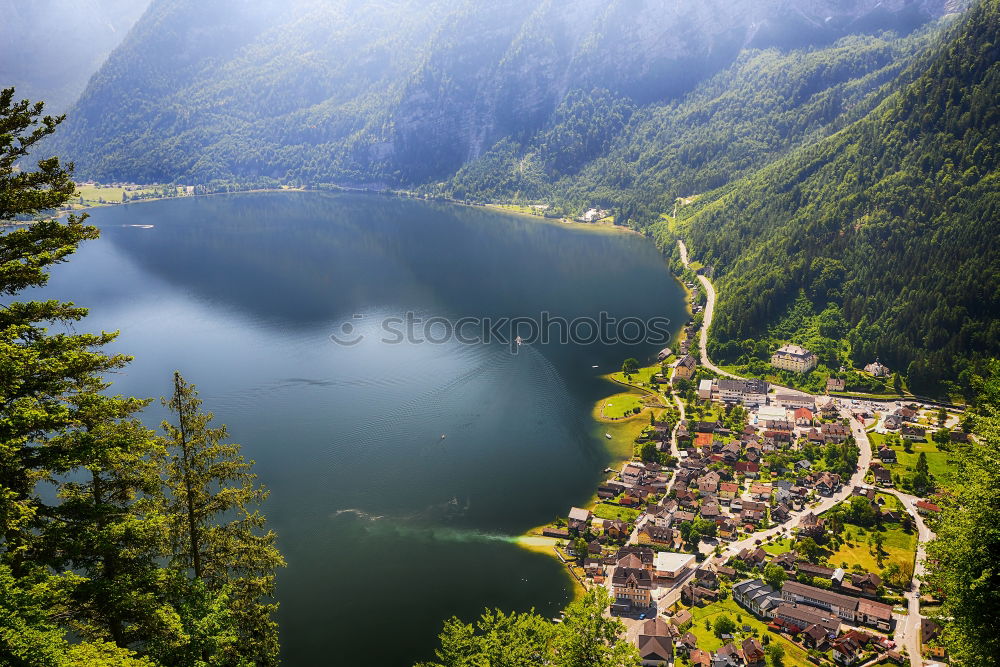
[668, 0, 1000, 394]
[442, 24, 952, 215]
[54, 0, 959, 185]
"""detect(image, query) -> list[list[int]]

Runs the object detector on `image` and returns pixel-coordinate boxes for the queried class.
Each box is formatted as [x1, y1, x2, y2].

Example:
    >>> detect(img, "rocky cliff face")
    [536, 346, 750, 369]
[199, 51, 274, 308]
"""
[383, 0, 967, 181]
[53, 0, 965, 184]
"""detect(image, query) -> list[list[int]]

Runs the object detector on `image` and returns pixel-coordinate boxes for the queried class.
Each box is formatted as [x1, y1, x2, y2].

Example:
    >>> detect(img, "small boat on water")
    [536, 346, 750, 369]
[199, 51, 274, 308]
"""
[440, 434, 446, 439]
[592, 365, 599, 368]
[515, 336, 523, 346]
[605, 433, 612, 439]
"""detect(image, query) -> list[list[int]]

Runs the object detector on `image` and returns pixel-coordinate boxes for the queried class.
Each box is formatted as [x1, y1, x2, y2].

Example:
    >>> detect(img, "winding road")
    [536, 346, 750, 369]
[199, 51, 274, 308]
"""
[851, 426, 936, 667]
[677, 239, 740, 380]
[674, 238, 932, 665]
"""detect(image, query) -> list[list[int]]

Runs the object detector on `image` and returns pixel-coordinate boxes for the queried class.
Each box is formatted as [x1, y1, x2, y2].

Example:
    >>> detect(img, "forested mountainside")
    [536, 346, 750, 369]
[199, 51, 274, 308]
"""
[54, 0, 961, 185]
[441, 25, 950, 216]
[662, 0, 1000, 395]
[0, 0, 151, 113]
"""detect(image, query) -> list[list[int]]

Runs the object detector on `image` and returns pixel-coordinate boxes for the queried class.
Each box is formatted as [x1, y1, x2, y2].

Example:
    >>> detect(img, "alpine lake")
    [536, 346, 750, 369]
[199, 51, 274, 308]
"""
[34, 191, 687, 665]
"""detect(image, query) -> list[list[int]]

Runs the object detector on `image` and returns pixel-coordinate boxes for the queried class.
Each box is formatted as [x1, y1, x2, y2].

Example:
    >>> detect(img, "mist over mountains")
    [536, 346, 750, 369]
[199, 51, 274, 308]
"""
[52, 0, 963, 185]
[0, 0, 151, 113]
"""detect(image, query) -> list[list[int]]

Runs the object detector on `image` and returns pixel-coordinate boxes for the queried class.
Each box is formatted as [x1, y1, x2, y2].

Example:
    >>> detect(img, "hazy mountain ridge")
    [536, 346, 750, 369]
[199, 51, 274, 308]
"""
[53, 0, 961, 184]
[0, 0, 152, 113]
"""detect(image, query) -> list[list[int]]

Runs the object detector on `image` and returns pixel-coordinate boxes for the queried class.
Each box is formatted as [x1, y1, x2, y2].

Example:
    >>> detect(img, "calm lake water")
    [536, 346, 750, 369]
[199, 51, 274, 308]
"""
[36, 192, 686, 665]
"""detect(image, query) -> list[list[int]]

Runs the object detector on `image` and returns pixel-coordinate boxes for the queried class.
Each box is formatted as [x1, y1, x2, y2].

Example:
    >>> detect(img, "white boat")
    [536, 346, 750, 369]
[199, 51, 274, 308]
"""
[605, 433, 612, 439]
[515, 336, 523, 345]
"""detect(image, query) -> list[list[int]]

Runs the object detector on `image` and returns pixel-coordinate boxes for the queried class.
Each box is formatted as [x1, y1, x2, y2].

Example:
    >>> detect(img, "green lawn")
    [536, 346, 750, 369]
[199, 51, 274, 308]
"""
[600, 392, 645, 418]
[682, 399, 724, 423]
[876, 492, 903, 512]
[761, 537, 796, 556]
[829, 523, 917, 572]
[610, 364, 667, 388]
[869, 432, 960, 488]
[683, 598, 810, 666]
[74, 184, 163, 205]
[591, 503, 640, 523]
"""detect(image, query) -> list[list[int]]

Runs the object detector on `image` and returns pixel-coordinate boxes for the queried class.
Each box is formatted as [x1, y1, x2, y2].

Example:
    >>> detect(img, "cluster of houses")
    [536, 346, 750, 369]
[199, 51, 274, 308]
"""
[553, 382, 856, 557]
[602, 557, 774, 667]
[880, 404, 922, 433]
[582, 446, 844, 556]
[551, 332, 939, 664]
[618, 550, 899, 667]
[732, 577, 895, 664]
[637, 611, 771, 667]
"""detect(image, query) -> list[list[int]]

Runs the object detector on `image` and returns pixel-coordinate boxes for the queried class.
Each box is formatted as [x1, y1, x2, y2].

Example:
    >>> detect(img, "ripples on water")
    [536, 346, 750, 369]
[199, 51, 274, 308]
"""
[30, 192, 685, 665]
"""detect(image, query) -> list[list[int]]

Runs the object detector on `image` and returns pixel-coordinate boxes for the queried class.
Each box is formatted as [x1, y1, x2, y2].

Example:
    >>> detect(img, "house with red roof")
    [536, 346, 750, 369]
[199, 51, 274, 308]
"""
[794, 407, 814, 426]
[915, 500, 941, 515]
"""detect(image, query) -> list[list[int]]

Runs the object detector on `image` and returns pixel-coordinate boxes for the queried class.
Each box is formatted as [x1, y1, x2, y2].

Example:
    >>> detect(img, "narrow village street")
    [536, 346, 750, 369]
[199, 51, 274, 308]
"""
[851, 426, 937, 667]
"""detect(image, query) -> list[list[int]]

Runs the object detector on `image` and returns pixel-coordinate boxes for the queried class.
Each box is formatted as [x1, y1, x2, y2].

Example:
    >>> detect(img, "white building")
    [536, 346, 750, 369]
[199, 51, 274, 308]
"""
[757, 404, 790, 422]
[864, 360, 890, 377]
[718, 378, 769, 407]
[698, 379, 715, 400]
[771, 344, 818, 373]
[654, 551, 696, 579]
[775, 392, 815, 410]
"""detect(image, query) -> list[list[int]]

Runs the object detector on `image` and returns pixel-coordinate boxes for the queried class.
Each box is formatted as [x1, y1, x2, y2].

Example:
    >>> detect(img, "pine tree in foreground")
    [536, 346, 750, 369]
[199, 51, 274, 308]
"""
[0, 86, 157, 666]
[161, 372, 284, 667]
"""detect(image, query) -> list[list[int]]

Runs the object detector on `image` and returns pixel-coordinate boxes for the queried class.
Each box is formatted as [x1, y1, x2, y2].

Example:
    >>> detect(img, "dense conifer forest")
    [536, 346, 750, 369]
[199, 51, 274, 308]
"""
[662, 0, 999, 395]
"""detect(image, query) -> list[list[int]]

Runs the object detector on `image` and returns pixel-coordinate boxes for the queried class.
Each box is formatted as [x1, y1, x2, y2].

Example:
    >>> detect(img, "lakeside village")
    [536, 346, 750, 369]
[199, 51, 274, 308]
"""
[532, 296, 965, 667]
[60, 185, 964, 666]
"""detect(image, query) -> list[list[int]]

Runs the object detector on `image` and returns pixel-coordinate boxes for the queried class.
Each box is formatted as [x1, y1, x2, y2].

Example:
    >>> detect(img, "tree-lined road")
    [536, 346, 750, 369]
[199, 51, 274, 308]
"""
[677, 239, 740, 380]
[851, 426, 936, 667]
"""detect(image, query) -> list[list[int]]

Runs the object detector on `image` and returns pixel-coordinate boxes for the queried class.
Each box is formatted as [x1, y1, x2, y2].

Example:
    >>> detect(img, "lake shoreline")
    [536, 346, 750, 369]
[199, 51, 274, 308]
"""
[56, 188, 678, 621]
[514, 369, 666, 602]
[54, 185, 645, 239]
